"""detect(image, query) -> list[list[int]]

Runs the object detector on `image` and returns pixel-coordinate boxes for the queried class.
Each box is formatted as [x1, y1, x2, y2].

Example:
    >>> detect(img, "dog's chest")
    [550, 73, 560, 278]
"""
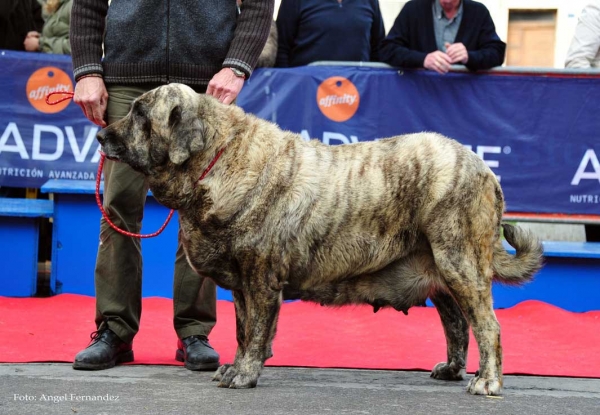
[179, 214, 243, 290]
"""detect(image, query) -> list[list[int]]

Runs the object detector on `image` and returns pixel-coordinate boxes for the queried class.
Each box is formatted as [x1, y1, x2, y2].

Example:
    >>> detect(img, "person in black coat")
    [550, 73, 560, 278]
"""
[0, 0, 43, 51]
[380, 0, 505, 74]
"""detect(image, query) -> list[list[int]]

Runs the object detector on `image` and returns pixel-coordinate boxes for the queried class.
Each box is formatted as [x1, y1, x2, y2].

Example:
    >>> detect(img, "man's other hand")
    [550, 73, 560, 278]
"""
[445, 42, 469, 65]
[206, 68, 245, 105]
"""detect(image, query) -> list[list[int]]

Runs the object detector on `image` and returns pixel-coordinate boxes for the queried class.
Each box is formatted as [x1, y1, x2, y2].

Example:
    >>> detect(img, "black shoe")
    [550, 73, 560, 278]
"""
[175, 335, 220, 371]
[73, 328, 134, 370]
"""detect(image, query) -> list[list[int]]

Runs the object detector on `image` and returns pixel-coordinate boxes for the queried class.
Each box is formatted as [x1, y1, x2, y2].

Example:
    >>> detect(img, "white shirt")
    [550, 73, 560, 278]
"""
[565, 0, 600, 69]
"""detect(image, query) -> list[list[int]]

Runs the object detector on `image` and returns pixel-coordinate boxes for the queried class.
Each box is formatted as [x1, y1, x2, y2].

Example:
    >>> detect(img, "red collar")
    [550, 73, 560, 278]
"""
[195, 147, 226, 186]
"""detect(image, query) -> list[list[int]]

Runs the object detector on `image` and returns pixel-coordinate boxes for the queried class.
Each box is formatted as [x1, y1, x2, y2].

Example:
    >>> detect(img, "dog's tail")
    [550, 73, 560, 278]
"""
[492, 223, 543, 285]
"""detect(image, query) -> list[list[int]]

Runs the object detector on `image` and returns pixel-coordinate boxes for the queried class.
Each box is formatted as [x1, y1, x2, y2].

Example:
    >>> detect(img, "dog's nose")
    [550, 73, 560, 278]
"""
[96, 128, 108, 145]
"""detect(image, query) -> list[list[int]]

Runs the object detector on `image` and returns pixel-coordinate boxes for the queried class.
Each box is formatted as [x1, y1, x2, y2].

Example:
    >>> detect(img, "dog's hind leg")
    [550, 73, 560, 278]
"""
[429, 290, 469, 381]
[432, 243, 502, 396]
[217, 272, 282, 389]
[426, 171, 504, 395]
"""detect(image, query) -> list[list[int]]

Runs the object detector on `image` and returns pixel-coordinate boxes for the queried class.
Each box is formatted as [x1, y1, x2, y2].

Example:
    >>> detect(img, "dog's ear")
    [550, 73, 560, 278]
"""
[168, 105, 205, 165]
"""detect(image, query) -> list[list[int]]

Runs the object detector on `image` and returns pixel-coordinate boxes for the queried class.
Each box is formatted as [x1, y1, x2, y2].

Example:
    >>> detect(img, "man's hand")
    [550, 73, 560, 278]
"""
[73, 76, 108, 128]
[206, 68, 245, 105]
[424, 51, 452, 74]
[24, 31, 40, 51]
[445, 42, 469, 64]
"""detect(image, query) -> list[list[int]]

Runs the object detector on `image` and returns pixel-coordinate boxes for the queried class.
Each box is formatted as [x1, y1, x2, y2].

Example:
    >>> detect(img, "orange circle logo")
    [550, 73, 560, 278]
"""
[316, 77, 360, 122]
[26, 67, 73, 113]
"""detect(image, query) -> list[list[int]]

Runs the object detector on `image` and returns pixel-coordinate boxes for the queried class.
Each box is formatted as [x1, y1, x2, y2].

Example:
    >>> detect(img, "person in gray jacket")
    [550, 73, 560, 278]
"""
[70, 0, 274, 371]
[24, 0, 72, 54]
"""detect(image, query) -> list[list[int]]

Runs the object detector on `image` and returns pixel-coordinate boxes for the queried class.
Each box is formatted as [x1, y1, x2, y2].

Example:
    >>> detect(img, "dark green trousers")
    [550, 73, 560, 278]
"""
[95, 85, 216, 344]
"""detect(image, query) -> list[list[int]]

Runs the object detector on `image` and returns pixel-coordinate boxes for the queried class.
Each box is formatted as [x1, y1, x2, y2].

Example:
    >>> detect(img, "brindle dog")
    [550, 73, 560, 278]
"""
[97, 83, 543, 395]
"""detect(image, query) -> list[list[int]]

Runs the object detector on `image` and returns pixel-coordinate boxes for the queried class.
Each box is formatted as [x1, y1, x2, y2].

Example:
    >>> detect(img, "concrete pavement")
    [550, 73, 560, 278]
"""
[1, 364, 599, 415]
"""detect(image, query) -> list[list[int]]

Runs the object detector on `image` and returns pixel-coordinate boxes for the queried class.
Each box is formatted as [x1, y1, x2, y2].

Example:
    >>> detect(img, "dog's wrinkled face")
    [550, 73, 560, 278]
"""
[96, 84, 205, 175]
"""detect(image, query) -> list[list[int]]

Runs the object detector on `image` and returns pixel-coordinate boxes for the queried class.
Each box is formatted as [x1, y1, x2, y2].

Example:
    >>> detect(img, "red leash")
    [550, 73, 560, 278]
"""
[45, 92, 76, 106]
[94, 152, 175, 238]
[45, 91, 178, 238]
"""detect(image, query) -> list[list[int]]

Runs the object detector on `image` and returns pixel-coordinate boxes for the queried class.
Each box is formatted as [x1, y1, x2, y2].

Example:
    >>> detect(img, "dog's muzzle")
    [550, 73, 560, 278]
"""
[96, 128, 122, 162]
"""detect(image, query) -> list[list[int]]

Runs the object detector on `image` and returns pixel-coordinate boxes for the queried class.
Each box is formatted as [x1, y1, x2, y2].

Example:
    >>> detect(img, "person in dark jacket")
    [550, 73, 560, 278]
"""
[0, 0, 43, 51]
[70, 0, 273, 371]
[380, 0, 505, 74]
[275, 0, 385, 67]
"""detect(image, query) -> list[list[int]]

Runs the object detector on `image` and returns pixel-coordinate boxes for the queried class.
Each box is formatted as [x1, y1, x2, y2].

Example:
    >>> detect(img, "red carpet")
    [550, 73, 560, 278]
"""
[1, 294, 599, 378]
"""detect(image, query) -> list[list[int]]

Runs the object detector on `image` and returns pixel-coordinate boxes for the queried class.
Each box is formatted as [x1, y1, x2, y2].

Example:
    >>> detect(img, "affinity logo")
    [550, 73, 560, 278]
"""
[26, 67, 73, 114]
[316, 77, 360, 122]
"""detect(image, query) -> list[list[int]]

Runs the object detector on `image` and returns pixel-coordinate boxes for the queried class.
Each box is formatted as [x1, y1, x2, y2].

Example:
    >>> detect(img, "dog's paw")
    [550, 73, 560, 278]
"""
[466, 375, 502, 396]
[430, 361, 466, 380]
[212, 364, 232, 382]
[228, 372, 259, 389]
[216, 366, 259, 389]
[216, 365, 238, 388]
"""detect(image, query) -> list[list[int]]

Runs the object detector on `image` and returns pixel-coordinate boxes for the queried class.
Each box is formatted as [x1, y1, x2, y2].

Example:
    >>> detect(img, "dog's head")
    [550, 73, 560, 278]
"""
[96, 83, 206, 175]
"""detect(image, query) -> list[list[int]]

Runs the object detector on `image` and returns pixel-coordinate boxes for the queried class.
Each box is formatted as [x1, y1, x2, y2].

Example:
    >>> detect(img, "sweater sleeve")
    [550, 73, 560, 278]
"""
[69, 0, 109, 80]
[223, 0, 274, 78]
[565, 0, 600, 69]
[464, 8, 506, 71]
[379, 4, 428, 68]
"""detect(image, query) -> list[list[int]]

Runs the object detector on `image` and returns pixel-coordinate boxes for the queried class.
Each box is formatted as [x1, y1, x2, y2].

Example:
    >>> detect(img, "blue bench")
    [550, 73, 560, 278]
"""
[40, 179, 179, 297]
[39, 179, 232, 300]
[0, 198, 54, 296]
[492, 241, 600, 312]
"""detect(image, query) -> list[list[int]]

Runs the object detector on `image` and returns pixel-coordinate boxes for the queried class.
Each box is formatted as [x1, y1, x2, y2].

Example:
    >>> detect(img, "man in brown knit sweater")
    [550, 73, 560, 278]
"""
[70, 0, 274, 371]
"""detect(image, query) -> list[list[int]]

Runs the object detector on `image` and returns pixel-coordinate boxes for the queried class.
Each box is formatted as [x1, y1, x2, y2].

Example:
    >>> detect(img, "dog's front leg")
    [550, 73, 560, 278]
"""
[213, 291, 247, 383]
[217, 284, 282, 389]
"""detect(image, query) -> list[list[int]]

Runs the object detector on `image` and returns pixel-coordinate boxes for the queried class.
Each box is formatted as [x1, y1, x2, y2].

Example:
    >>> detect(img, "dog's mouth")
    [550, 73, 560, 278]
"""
[100, 147, 152, 176]
[98, 147, 125, 163]
[105, 154, 121, 162]
[98, 139, 129, 163]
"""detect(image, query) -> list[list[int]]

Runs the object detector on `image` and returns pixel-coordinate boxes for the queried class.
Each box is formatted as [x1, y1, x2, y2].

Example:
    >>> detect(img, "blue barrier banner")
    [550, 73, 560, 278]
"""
[238, 66, 600, 215]
[1, 51, 599, 214]
[0, 51, 101, 187]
